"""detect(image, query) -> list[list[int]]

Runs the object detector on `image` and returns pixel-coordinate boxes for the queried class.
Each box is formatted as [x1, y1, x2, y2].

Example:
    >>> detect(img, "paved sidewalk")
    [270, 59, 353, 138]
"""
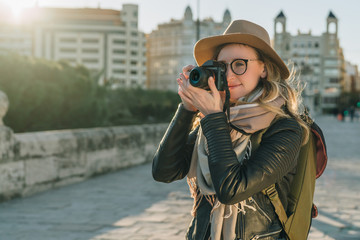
[0, 116, 359, 240]
[308, 116, 360, 240]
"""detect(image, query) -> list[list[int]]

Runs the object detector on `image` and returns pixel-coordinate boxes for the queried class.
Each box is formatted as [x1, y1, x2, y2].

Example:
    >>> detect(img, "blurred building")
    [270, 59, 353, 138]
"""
[344, 61, 360, 93]
[0, 4, 146, 88]
[274, 11, 345, 114]
[146, 6, 231, 91]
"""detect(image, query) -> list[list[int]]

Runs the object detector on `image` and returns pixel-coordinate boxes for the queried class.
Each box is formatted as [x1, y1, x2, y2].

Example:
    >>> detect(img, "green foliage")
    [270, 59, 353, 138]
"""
[0, 54, 180, 133]
[105, 88, 180, 126]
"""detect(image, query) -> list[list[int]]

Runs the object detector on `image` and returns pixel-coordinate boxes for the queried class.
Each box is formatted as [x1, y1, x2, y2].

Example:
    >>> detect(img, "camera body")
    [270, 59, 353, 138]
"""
[189, 60, 227, 91]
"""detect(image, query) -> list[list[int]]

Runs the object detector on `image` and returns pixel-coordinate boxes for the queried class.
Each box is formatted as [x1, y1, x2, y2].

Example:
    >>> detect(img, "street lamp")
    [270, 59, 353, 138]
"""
[196, 0, 200, 41]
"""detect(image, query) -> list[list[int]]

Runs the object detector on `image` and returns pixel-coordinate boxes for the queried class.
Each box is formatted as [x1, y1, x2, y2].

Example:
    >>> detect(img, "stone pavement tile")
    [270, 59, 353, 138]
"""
[347, 230, 360, 236]
[308, 227, 327, 239]
[137, 225, 180, 235]
[316, 213, 347, 228]
[112, 216, 138, 227]
[352, 221, 360, 228]
[90, 226, 142, 240]
[144, 203, 171, 213]
[48, 223, 104, 232]
[136, 213, 168, 223]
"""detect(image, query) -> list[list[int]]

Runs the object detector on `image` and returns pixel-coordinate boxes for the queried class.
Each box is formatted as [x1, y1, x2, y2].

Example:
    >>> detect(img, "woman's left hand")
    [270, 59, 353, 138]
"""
[177, 74, 224, 116]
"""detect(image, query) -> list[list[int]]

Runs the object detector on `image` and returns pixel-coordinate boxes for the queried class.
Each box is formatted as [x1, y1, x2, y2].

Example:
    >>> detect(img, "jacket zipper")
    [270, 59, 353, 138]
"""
[250, 228, 283, 240]
[241, 210, 245, 240]
[249, 197, 272, 223]
[236, 209, 241, 239]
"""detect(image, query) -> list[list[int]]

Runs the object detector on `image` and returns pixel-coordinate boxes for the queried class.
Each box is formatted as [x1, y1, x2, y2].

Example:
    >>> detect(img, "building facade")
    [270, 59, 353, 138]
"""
[0, 4, 146, 88]
[274, 11, 345, 114]
[146, 6, 231, 91]
[344, 61, 360, 93]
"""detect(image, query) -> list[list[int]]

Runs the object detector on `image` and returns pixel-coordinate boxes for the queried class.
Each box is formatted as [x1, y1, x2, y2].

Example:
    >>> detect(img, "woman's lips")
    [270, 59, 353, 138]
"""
[228, 84, 241, 89]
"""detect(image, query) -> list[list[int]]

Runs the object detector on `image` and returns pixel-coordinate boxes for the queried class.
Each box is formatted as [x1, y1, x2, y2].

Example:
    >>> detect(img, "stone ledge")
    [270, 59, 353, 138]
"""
[0, 123, 168, 202]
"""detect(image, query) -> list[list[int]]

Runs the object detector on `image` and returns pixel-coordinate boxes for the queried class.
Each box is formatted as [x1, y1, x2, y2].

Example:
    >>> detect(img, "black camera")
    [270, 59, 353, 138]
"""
[189, 60, 227, 91]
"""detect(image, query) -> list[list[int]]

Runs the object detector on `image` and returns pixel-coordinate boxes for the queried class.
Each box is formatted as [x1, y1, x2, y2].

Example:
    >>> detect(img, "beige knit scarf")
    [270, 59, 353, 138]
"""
[187, 88, 285, 240]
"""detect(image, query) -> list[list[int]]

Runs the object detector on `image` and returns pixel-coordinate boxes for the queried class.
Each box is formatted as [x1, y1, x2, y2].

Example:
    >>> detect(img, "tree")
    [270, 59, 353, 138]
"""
[0, 54, 106, 132]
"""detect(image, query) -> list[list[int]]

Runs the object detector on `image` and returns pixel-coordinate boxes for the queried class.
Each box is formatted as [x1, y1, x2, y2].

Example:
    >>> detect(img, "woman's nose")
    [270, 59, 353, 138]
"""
[226, 65, 235, 79]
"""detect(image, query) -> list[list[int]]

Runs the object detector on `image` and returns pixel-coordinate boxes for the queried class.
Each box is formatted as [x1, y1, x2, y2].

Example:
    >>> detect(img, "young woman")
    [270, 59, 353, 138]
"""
[152, 19, 309, 240]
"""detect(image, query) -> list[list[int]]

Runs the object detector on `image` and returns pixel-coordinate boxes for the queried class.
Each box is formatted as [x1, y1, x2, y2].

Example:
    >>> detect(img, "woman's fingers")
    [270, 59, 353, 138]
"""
[182, 65, 196, 78]
[177, 77, 198, 112]
[208, 77, 220, 100]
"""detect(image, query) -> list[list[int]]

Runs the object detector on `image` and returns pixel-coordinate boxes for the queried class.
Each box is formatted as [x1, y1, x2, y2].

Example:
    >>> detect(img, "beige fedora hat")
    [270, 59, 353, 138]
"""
[193, 19, 290, 79]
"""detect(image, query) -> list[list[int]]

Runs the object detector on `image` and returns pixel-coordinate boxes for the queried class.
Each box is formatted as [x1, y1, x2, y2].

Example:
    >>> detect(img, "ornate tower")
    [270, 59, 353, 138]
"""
[326, 11, 338, 36]
[184, 6, 193, 21]
[274, 11, 291, 60]
[222, 9, 231, 27]
[274, 11, 286, 34]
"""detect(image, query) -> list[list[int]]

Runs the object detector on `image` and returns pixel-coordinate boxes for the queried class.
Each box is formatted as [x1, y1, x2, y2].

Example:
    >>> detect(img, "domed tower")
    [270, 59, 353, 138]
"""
[184, 6, 193, 21]
[274, 11, 291, 60]
[222, 9, 231, 27]
[326, 11, 338, 36]
[274, 10, 286, 34]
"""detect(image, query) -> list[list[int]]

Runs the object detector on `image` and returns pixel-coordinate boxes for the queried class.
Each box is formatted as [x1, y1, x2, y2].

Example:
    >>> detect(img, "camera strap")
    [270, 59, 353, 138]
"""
[223, 85, 251, 136]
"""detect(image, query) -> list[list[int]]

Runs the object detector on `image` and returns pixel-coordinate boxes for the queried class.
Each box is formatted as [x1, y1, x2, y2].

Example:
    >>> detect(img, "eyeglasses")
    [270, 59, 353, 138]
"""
[222, 58, 260, 75]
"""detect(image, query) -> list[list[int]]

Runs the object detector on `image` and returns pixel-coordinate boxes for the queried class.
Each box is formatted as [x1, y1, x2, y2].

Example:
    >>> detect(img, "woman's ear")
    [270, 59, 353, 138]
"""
[260, 66, 267, 79]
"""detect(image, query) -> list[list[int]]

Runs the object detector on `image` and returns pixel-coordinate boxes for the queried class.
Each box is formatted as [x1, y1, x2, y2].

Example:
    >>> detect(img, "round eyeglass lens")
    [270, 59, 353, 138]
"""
[231, 59, 247, 75]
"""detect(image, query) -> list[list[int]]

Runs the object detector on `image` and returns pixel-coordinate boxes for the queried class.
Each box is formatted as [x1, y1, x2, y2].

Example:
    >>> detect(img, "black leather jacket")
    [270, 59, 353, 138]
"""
[152, 104, 302, 240]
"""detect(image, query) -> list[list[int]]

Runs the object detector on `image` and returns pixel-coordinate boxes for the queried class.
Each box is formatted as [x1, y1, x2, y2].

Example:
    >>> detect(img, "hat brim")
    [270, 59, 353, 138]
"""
[194, 33, 290, 79]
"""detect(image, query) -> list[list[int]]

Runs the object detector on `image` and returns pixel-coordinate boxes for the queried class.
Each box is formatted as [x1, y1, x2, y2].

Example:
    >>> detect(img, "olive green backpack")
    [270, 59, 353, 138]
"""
[251, 116, 328, 240]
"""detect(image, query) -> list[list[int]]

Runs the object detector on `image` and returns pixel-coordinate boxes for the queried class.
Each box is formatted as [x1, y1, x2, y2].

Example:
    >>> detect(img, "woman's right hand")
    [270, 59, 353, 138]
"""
[177, 65, 198, 112]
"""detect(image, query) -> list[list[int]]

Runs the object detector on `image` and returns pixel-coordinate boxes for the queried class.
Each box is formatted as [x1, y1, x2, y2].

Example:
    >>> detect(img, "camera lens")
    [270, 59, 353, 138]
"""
[190, 69, 201, 83]
[189, 67, 210, 89]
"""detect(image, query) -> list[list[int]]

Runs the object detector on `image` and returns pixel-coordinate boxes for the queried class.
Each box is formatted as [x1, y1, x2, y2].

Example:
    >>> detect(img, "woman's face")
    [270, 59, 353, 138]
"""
[217, 44, 266, 102]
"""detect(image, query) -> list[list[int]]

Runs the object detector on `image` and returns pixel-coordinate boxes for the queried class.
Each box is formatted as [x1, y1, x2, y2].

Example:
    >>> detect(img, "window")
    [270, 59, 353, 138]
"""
[82, 39, 99, 44]
[131, 32, 138, 37]
[113, 49, 126, 54]
[275, 22, 283, 34]
[131, 70, 137, 75]
[60, 58, 76, 63]
[131, 41, 138, 46]
[329, 78, 340, 83]
[323, 97, 338, 104]
[113, 59, 126, 64]
[328, 23, 337, 34]
[131, 80, 138, 86]
[130, 61, 137, 65]
[82, 48, 99, 54]
[82, 59, 98, 64]
[113, 69, 126, 74]
[324, 68, 339, 76]
[60, 48, 76, 53]
[114, 39, 126, 44]
[60, 38, 76, 43]
[131, 51, 137, 56]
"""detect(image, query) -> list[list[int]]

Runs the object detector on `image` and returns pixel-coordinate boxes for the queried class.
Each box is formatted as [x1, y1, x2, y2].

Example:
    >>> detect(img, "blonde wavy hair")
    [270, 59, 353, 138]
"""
[209, 43, 310, 144]
[254, 47, 310, 145]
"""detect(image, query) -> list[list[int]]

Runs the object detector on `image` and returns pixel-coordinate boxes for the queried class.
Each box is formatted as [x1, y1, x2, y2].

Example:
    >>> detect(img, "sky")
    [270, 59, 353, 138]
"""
[1, 0, 360, 68]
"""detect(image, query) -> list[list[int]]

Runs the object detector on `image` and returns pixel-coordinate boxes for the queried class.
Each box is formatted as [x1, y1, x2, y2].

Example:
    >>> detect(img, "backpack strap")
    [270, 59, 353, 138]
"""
[262, 184, 288, 227]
